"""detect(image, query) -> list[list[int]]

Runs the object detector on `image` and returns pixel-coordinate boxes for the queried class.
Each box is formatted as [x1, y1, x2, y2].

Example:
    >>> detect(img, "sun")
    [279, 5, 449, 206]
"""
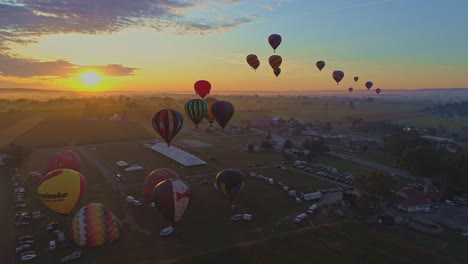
[79, 71, 102, 86]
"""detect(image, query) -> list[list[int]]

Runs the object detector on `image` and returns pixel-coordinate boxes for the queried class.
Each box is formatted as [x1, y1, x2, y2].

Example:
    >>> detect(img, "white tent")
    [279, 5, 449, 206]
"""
[150, 143, 207, 167]
[125, 165, 144, 172]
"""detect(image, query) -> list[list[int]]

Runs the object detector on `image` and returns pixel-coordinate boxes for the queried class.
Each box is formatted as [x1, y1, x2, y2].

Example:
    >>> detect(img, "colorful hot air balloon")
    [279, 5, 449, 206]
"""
[348, 87, 353, 93]
[316, 61, 325, 71]
[274, 67, 281, 77]
[184, 99, 208, 129]
[211, 101, 235, 130]
[215, 169, 244, 206]
[204, 97, 218, 127]
[268, 34, 282, 52]
[246, 54, 260, 70]
[332, 70, 344, 85]
[269, 55, 282, 70]
[151, 109, 183, 146]
[152, 179, 191, 226]
[354, 76, 359, 82]
[71, 203, 122, 247]
[365, 81, 373, 90]
[46, 150, 81, 173]
[376, 88, 382, 94]
[143, 168, 179, 203]
[37, 169, 86, 215]
[194, 80, 211, 99]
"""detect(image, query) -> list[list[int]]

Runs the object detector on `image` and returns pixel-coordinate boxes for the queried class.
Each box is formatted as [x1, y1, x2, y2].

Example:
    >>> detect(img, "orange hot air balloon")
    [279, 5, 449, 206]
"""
[246, 54, 260, 70]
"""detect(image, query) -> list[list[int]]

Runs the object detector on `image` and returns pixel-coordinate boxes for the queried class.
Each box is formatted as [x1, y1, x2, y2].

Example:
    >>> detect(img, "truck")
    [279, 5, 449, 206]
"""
[302, 191, 322, 201]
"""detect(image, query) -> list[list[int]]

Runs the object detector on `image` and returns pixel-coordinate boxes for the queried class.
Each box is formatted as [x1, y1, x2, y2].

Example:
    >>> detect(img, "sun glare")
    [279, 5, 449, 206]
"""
[79, 71, 102, 86]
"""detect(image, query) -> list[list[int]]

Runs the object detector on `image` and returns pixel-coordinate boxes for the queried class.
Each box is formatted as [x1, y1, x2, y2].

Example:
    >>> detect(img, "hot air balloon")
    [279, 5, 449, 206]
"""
[354, 76, 359, 82]
[348, 87, 353, 93]
[46, 150, 81, 173]
[151, 109, 183, 146]
[152, 179, 191, 227]
[365, 81, 373, 90]
[215, 169, 244, 207]
[269, 55, 282, 70]
[37, 169, 86, 215]
[143, 168, 179, 203]
[194, 80, 211, 99]
[184, 99, 208, 129]
[246, 54, 260, 70]
[376, 88, 382, 94]
[204, 97, 218, 127]
[316, 61, 325, 71]
[274, 67, 281, 77]
[268, 34, 282, 52]
[71, 203, 122, 247]
[211, 101, 235, 130]
[332, 70, 344, 85]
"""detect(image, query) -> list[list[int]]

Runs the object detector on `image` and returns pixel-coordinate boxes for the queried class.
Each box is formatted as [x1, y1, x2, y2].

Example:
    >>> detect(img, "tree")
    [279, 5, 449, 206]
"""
[400, 146, 440, 181]
[283, 139, 293, 150]
[3, 144, 31, 169]
[302, 139, 329, 158]
[353, 171, 397, 209]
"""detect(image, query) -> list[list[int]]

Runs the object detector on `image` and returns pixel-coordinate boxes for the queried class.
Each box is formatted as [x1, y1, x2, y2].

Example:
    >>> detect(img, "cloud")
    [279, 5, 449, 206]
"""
[0, 54, 137, 78]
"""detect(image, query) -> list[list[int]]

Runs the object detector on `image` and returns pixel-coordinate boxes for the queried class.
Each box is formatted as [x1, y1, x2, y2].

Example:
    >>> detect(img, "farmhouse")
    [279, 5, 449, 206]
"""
[396, 184, 439, 213]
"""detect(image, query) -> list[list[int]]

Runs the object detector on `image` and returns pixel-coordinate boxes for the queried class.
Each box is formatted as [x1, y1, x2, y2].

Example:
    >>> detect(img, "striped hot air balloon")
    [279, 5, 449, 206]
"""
[211, 101, 235, 130]
[184, 99, 208, 129]
[269, 55, 282, 70]
[152, 109, 183, 146]
[332, 70, 345, 85]
[268, 34, 282, 52]
[204, 97, 218, 127]
[143, 168, 179, 203]
[215, 169, 244, 206]
[246, 54, 260, 70]
[71, 203, 122, 247]
[152, 179, 191, 227]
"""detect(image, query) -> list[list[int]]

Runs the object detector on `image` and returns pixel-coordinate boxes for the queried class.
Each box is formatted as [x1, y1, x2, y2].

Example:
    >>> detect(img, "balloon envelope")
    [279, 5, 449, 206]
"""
[246, 54, 260, 70]
[194, 80, 211, 99]
[211, 101, 235, 130]
[37, 169, 86, 215]
[316, 61, 325, 71]
[46, 150, 81, 173]
[274, 67, 281, 77]
[71, 203, 122, 246]
[268, 34, 282, 51]
[152, 179, 191, 225]
[376, 88, 382, 94]
[365, 81, 373, 90]
[143, 168, 179, 202]
[269, 55, 282, 70]
[348, 87, 353, 93]
[332, 70, 344, 85]
[184, 99, 208, 128]
[152, 109, 183, 145]
[215, 169, 244, 204]
[354, 76, 359, 82]
[204, 97, 218, 127]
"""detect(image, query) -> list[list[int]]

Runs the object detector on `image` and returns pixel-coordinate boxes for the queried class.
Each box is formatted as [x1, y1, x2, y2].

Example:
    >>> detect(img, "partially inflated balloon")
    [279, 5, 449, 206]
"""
[215, 169, 244, 205]
[46, 150, 81, 173]
[269, 55, 282, 70]
[316, 61, 325, 71]
[268, 34, 282, 52]
[184, 99, 208, 128]
[143, 168, 179, 202]
[246, 54, 260, 70]
[274, 67, 281, 77]
[376, 88, 382, 94]
[37, 169, 86, 215]
[211, 101, 235, 130]
[348, 87, 353, 93]
[152, 179, 191, 226]
[71, 203, 122, 246]
[332, 70, 344, 85]
[365, 81, 373, 90]
[152, 109, 183, 145]
[204, 97, 218, 127]
[194, 80, 211, 99]
[354, 76, 359, 82]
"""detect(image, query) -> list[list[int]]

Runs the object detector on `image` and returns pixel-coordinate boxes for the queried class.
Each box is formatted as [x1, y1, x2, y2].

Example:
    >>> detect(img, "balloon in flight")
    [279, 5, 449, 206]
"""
[316, 61, 325, 71]
[376, 88, 382, 94]
[37, 169, 86, 215]
[332, 70, 344, 85]
[365, 81, 373, 90]
[269, 55, 282, 70]
[194, 80, 211, 99]
[268, 34, 282, 52]
[246, 54, 260, 70]
[211, 101, 235, 130]
[348, 87, 353, 93]
[354, 76, 359, 82]
[274, 67, 281, 77]
[185, 99, 208, 129]
[151, 109, 183, 145]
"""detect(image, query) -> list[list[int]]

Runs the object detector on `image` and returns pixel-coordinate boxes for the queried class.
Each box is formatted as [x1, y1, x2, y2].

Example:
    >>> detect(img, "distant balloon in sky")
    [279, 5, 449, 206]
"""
[354, 76, 359, 82]
[151, 109, 183, 146]
[184, 99, 208, 129]
[246, 54, 260, 70]
[316, 61, 325, 71]
[332, 70, 344, 85]
[348, 87, 353, 93]
[211, 101, 234, 130]
[268, 34, 282, 52]
[274, 67, 281, 77]
[365, 81, 373, 90]
[376, 88, 382, 94]
[194, 80, 211, 99]
[269, 55, 282, 70]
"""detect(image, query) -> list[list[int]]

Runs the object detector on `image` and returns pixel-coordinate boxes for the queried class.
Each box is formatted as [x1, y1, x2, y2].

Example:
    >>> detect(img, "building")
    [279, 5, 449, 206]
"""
[396, 184, 439, 213]
[421, 135, 457, 153]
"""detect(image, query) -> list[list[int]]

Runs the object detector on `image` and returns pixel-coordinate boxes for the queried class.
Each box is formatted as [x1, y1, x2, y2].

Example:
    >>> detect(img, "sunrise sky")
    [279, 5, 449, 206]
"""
[0, 0, 467, 92]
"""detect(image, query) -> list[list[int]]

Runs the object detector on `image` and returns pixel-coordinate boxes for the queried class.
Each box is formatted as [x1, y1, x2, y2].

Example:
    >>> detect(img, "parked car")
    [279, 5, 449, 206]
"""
[17, 240, 34, 245]
[18, 235, 33, 241]
[20, 253, 37, 262]
[15, 203, 27, 209]
[230, 214, 243, 221]
[15, 221, 30, 227]
[61, 251, 82, 263]
[16, 244, 33, 254]
[20, 251, 37, 258]
[445, 200, 455, 206]
[132, 199, 142, 206]
[46, 222, 59, 231]
[334, 210, 344, 217]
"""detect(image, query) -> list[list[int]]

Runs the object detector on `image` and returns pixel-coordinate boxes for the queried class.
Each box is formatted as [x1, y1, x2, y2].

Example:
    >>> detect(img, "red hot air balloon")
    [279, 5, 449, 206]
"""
[268, 34, 282, 52]
[376, 88, 382, 94]
[246, 54, 260, 70]
[46, 150, 81, 173]
[151, 109, 183, 146]
[194, 80, 211, 99]
[348, 87, 353, 93]
[143, 168, 179, 203]
[332, 70, 344, 85]
[269, 55, 282, 70]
